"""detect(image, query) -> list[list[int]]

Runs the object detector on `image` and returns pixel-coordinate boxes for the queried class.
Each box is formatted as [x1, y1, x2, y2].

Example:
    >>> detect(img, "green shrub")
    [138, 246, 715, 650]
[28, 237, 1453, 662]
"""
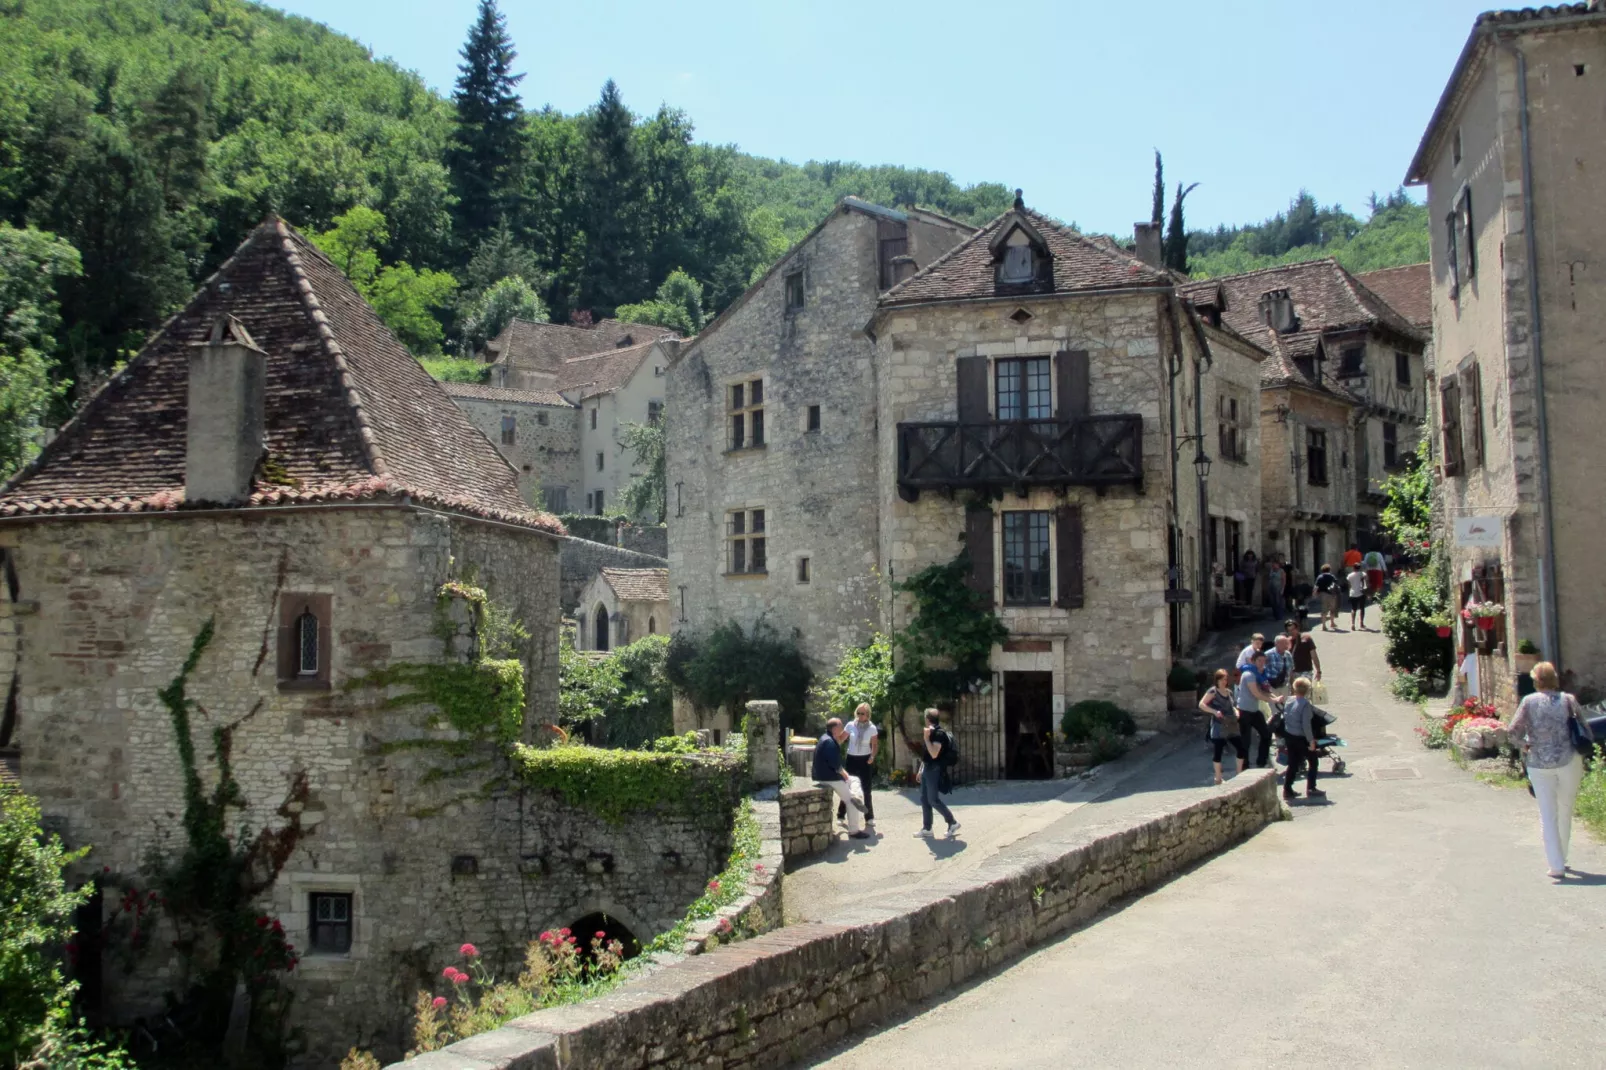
[1517, 637, 1540, 655]
[814, 634, 893, 719]
[1577, 762, 1606, 841]
[1061, 700, 1136, 743]
[511, 744, 742, 823]
[557, 635, 673, 748]
[1166, 664, 1196, 692]
[1381, 569, 1452, 683]
[0, 786, 89, 1063]
[1390, 670, 1430, 704]
[666, 619, 811, 732]
[1086, 727, 1130, 766]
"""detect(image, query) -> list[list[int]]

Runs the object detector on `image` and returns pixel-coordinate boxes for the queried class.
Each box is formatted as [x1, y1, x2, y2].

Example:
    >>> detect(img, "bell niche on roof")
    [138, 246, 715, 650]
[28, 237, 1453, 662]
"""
[185, 314, 266, 504]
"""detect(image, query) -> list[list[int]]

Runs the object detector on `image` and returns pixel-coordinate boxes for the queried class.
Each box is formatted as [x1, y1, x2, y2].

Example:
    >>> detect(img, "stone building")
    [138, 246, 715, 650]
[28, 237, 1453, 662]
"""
[575, 567, 671, 652]
[440, 381, 580, 511]
[1195, 259, 1427, 562]
[869, 198, 1220, 771]
[557, 338, 677, 518]
[665, 197, 975, 696]
[483, 316, 675, 391]
[1406, 2, 1606, 699]
[0, 220, 734, 1064]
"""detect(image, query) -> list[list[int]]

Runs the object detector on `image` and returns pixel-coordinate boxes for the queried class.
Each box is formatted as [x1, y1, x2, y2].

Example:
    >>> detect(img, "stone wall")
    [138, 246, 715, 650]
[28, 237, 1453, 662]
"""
[1202, 325, 1264, 614]
[777, 783, 834, 864]
[558, 536, 667, 616]
[619, 523, 668, 558]
[448, 394, 581, 512]
[0, 506, 750, 1066]
[1258, 383, 1356, 581]
[387, 769, 1283, 1070]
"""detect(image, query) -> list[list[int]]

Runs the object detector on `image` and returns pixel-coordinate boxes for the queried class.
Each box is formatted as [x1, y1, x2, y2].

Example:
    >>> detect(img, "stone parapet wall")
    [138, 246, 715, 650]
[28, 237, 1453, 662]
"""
[777, 783, 834, 864]
[389, 769, 1283, 1070]
[618, 524, 668, 558]
[678, 797, 786, 955]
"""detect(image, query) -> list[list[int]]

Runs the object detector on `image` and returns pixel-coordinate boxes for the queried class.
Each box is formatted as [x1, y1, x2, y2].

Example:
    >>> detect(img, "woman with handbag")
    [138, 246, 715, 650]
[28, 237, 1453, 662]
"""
[1200, 669, 1247, 785]
[1509, 661, 1596, 879]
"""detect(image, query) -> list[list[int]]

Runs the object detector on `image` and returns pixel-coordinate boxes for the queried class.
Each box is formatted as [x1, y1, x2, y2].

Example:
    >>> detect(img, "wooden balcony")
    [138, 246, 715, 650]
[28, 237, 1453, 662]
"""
[896, 416, 1144, 501]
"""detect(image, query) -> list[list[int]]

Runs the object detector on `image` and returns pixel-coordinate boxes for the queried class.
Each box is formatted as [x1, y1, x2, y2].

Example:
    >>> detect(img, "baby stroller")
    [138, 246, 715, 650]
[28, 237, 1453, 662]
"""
[1273, 707, 1347, 775]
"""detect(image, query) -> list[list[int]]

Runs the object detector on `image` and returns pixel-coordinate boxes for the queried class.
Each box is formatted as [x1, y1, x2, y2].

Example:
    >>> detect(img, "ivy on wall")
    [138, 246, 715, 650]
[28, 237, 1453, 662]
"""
[887, 550, 1008, 713]
[511, 745, 742, 826]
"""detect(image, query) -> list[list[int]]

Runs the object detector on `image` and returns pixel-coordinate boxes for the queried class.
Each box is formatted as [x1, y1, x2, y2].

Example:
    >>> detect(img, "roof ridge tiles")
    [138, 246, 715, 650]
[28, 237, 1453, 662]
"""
[274, 219, 392, 482]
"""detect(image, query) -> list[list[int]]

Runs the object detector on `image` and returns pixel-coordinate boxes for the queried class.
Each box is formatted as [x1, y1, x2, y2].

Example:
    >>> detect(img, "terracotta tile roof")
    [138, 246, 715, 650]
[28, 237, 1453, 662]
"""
[440, 382, 574, 407]
[1199, 258, 1424, 345]
[600, 567, 670, 603]
[0, 219, 563, 535]
[1237, 323, 1361, 402]
[555, 339, 661, 397]
[1354, 263, 1432, 329]
[879, 205, 1170, 307]
[488, 318, 676, 373]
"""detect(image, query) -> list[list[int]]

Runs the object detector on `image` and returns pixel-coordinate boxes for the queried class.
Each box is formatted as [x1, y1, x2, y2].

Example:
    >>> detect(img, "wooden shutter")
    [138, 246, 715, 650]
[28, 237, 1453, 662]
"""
[965, 508, 994, 608]
[1439, 378, 1463, 476]
[1055, 504, 1084, 609]
[1056, 349, 1091, 419]
[956, 355, 989, 422]
[1460, 363, 1483, 469]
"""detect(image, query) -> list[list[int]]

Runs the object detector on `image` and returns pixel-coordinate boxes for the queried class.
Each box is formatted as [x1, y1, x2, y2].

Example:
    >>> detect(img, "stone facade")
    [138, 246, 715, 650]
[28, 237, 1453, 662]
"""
[665, 199, 974, 684]
[572, 341, 672, 519]
[1200, 324, 1266, 619]
[557, 536, 667, 617]
[1258, 382, 1358, 585]
[382, 769, 1282, 1070]
[443, 385, 582, 512]
[1408, 7, 1606, 692]
[873, 290, 1206, 738]
[574, 569, 671, 652]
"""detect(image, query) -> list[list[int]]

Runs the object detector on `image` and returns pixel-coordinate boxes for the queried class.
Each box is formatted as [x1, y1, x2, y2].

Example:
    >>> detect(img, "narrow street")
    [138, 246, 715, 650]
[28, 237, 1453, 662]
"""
[811, 626, 1606, 1069]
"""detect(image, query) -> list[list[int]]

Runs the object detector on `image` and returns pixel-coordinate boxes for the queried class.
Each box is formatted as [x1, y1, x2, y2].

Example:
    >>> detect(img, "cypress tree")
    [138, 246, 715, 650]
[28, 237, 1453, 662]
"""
[448, 0, 526, 242]
[1164, 181, 1200, 273]
[1151, 150, 1164, 228]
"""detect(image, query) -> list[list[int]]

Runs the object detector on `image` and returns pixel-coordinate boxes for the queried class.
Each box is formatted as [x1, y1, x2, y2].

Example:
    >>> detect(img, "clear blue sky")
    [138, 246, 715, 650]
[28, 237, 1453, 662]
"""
[272, 0, 1493, 234]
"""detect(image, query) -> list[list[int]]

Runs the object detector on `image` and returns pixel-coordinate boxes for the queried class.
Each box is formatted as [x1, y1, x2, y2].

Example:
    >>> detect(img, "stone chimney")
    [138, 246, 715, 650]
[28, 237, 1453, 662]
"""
[1259, 289, 1299, 334]
[1133, 222, 1163, 267]
[186, 315, 266, 504]
[890, 254, 918, 286]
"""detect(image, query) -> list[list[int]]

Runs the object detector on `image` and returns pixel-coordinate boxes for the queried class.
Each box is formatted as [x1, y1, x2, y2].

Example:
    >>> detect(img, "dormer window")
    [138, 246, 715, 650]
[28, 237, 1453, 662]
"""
[1000, 232, 1035, 283]
[988, 203, 1051, 290]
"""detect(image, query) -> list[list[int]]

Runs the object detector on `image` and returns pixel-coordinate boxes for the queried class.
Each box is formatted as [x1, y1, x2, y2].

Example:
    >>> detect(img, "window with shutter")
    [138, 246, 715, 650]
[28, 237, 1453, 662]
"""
[1002, 511, 1052, 605]
[1460, 363, 1484, 470]
[955, 356, 989, 423]
[1440, 379, 1463, 475]
[1055, 349, 1090, 420]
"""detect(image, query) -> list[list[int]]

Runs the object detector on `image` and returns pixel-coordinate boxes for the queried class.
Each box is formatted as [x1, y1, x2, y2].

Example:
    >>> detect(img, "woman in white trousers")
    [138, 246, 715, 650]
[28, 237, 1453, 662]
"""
[1509, 661, 1593, 879]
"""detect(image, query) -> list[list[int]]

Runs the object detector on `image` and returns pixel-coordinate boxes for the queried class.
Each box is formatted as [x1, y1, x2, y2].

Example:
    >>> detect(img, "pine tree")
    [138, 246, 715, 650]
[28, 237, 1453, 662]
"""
[1164, 181, 1200, 273]
[448, 0, 526, 242]
[576, 79, 647, 316]
[1151, 151, 1164, 228]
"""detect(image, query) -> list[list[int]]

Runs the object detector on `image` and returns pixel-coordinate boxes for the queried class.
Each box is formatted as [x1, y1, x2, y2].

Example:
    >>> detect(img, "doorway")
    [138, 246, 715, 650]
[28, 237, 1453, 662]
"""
[1003, 671, 1054, 779]
[593, 604, 610, 651]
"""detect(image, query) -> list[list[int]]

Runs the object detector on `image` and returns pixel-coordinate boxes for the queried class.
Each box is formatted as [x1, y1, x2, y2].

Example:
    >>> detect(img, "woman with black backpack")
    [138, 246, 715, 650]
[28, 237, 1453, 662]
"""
[1200, 669, 1247, 785]
[916, 709, 961, 839]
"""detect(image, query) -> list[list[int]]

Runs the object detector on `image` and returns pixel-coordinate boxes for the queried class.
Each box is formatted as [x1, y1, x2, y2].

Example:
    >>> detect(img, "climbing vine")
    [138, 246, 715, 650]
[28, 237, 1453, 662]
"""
[887, 550, 1008, 713]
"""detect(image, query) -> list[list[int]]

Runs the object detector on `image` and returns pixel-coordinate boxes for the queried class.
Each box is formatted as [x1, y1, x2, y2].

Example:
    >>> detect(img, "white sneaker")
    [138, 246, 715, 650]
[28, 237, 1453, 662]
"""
[916, 828, 933, 838]
[947, 822, 962, 838]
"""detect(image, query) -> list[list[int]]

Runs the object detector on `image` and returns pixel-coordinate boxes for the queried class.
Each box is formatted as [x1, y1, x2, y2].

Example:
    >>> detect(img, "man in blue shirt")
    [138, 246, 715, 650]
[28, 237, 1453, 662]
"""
[1235, 651, 1283, 769]
[812, 718, 867, 839]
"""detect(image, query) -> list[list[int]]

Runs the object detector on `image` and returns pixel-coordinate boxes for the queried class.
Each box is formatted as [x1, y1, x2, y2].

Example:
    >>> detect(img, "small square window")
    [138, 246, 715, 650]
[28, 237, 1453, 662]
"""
[806, 405, 821, 433]
[500, 415, 516, 445]
[654, 365, 664, 376]
[797, 556, 811, 584]
[728, 378, 764, 449]
[784, 271, 804, 311]
[309, 892, 353, 955]
[536, 411, 548, 426]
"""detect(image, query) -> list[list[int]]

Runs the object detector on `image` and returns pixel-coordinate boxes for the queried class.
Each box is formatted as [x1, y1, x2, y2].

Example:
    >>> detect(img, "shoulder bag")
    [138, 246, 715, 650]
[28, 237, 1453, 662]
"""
[1567, 695, 1596, 759]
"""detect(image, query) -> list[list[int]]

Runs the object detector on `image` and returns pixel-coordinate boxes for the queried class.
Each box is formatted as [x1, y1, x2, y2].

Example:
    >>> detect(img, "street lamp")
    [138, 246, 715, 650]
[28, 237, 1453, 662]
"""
[1193, 451, 1212, 483]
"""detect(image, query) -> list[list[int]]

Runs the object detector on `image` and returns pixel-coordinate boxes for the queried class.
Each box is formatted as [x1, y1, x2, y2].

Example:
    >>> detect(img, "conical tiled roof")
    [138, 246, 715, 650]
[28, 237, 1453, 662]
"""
[0, 218, 561, 534]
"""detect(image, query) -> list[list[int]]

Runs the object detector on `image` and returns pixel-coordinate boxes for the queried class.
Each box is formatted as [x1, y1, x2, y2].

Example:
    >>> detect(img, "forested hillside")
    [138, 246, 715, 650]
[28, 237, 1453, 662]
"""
[0, 0, 1428, 481]
[1185, 190, 1430, 279]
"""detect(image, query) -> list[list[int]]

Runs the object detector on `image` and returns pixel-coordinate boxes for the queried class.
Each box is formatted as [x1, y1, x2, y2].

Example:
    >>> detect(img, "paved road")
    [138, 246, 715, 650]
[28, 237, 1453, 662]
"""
[812, 626, 1606, 1069]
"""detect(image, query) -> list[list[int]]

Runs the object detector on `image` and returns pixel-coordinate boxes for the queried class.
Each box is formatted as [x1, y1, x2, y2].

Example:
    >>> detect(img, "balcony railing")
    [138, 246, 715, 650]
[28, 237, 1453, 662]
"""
[896, 415, 1144, 501]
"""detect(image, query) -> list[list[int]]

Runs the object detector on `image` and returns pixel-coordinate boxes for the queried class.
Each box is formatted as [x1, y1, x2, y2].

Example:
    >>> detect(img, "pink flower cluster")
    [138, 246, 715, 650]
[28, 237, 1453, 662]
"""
[441, 966, 470, 984]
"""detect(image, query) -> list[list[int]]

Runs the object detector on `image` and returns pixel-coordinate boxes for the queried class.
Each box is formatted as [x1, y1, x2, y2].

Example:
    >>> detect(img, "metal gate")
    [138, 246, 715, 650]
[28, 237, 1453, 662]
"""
[946, 673, 1004, 786]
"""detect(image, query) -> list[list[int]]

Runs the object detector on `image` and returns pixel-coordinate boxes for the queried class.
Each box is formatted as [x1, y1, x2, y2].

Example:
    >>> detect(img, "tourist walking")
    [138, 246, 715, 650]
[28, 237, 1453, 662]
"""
[916, 709, 960, 839]
[1200, 669, 1247, 784]
[1236, 650, 1283, 768]
[1236, 632, 1266, 670]
[1346, 561, 1370, 630]
[812, 717, 867, 840]
[1509, 662, 1595, 878]
[838, 703, 879, 833]
[1280, 677, 1326, 801]
[1286, 619, 1322, 684]
[1363, 548, 1387, 597]
[1265, 635, 1293, 697]
[1315, 564, 1341, 630]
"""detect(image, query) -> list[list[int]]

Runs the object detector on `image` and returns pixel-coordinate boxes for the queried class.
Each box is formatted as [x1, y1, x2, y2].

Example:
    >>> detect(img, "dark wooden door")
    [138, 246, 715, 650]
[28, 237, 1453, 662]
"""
[1003, 671, 1054, 779]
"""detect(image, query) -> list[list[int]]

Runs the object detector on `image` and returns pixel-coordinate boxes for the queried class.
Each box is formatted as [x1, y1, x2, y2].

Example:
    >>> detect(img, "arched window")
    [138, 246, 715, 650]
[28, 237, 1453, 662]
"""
[593, 604, 610, 652]
[297, 608, 319, 676]
[647, 616, 656, 635]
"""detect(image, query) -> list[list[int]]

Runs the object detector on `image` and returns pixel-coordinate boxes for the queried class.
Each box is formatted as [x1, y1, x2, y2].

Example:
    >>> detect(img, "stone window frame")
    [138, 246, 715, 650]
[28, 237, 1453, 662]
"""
[500, 415, 516, 445]
[726, 377, 766, 452]
[993, 356, 1052, 421]
[590, 407, 598, 430]
[1394, 351, 1412, 388]
[1216, 389, 1249, 465]
[795, 554, 811, 585]
[998, 509, 1054, 607]
[536, 410, 548, 426]
[784, 269, 805, 312]
[805, 404, 821, 434]
[647, 400, 663, 427]
[596, 451, 605, 472]
[283, 872, 369, 976]
[725, 507, 767, 577]
[1306, 428, 1329, 486]
[277, 592, 332, 691]
[309, 891, 353, 954]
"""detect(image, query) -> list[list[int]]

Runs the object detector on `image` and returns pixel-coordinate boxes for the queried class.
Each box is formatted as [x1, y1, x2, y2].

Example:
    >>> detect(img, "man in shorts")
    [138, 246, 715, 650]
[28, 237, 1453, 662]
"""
[1363, 548, 1387, 597]
[1314, 564, 1341, 631]
[1347, 561, 1370, 630]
